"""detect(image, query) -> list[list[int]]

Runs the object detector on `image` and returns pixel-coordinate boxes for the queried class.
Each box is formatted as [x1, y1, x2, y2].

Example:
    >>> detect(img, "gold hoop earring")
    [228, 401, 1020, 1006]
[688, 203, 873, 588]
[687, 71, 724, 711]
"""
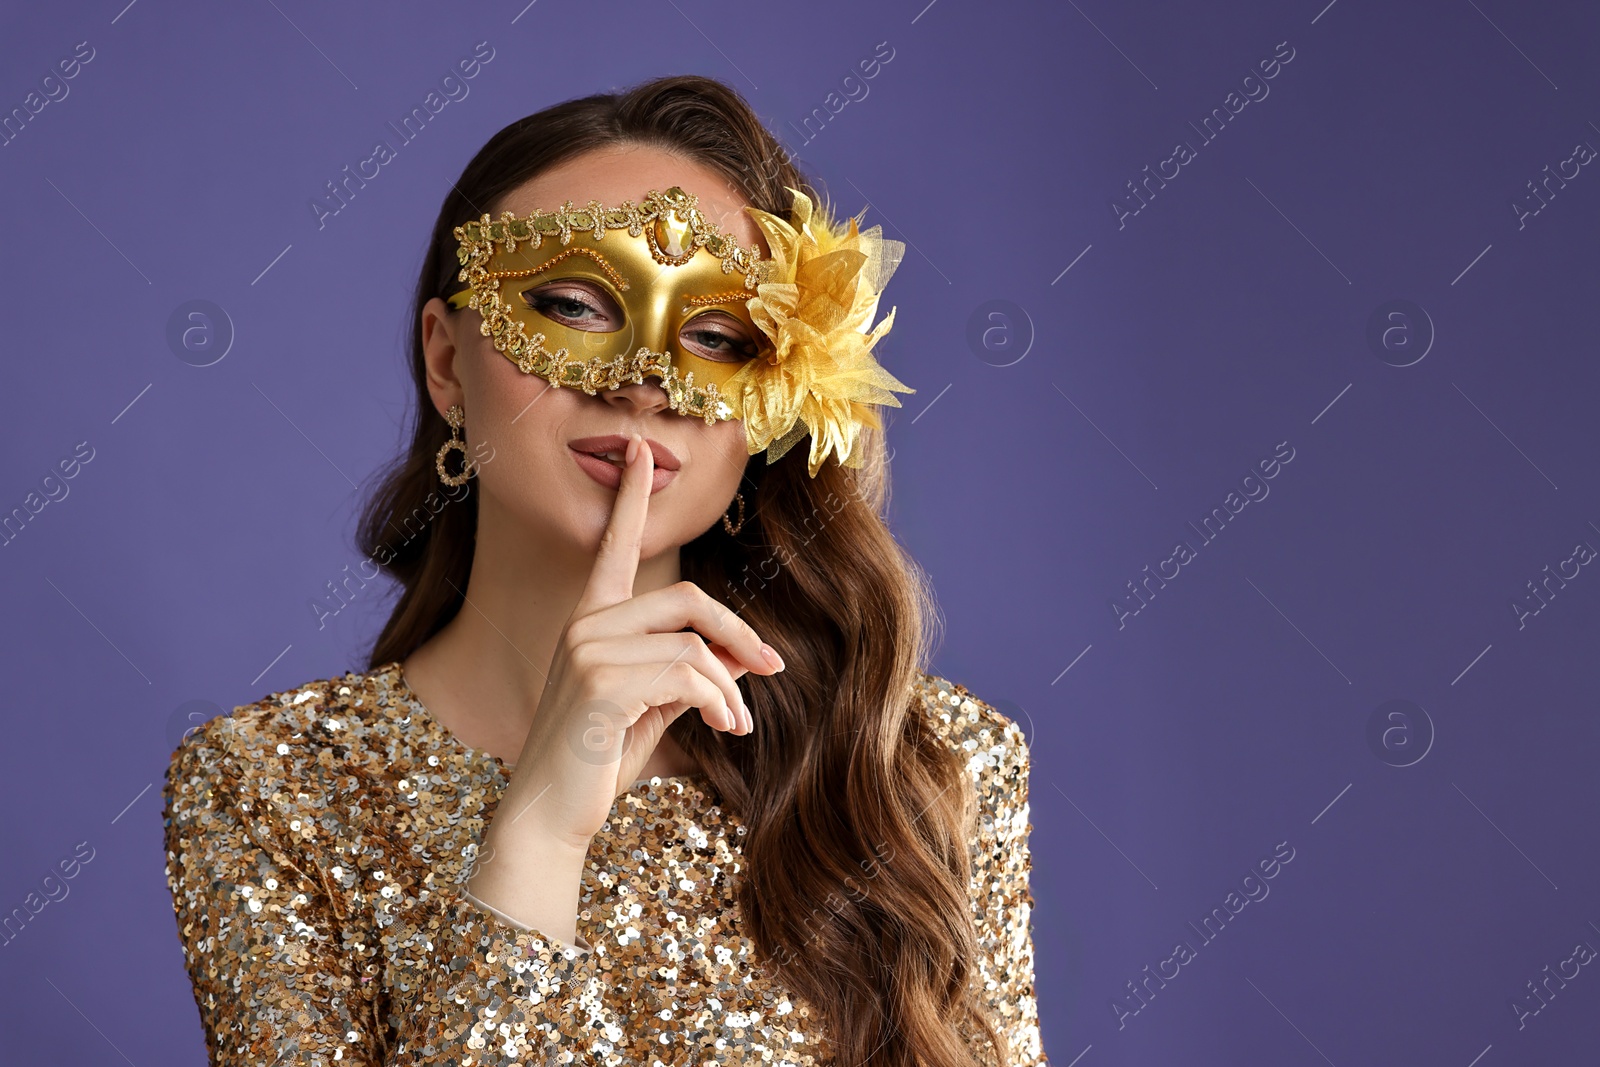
[721, 491, 746, 536]
[435, 403, 478, 486]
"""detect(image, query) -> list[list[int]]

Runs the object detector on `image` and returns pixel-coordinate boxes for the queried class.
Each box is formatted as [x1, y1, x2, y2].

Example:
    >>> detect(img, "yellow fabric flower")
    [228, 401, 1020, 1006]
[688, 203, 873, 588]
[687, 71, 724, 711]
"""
[728, 187, 914, 477]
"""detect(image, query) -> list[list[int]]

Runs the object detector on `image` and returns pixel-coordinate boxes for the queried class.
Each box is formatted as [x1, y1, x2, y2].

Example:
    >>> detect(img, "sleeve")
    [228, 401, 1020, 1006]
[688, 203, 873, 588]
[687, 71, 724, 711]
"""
[161, 717, 625, 1066]
[965, 707, 1049, 1066]
[458, 885, 591, 947]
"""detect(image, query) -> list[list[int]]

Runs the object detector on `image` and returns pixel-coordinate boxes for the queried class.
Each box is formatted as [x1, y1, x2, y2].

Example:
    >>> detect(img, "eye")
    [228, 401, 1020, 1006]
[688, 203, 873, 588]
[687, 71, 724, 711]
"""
[680, 312, 760, 363]
[519, 281, 622, 332]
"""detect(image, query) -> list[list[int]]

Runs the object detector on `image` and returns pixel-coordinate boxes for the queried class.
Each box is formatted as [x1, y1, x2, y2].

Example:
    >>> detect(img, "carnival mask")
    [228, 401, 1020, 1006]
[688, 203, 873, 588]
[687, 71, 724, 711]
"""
[447, 185, 912, 476]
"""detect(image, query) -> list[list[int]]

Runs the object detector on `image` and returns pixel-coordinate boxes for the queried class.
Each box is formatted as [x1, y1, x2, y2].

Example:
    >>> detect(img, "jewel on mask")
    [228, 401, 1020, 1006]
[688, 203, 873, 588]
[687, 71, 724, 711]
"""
[649, 213, 697, 265]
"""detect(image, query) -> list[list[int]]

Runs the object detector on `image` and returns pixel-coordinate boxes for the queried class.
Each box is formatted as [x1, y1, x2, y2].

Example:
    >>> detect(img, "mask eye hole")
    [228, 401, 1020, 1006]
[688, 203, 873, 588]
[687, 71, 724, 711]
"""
[680, 311, 760, 363]
[519, 280, 623, 332]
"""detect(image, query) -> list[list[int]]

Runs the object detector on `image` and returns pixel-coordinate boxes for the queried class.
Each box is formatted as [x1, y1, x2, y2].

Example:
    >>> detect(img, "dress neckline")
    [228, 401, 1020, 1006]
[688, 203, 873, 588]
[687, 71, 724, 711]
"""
[380, 659, 712, 796]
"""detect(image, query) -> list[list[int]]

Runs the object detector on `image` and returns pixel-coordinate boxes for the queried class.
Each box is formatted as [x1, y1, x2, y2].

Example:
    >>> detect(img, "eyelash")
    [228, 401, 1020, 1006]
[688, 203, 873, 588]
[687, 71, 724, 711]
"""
[685, 325, 758, 358]
[521, 286, 758, 359]
[524, 291, 605, 320]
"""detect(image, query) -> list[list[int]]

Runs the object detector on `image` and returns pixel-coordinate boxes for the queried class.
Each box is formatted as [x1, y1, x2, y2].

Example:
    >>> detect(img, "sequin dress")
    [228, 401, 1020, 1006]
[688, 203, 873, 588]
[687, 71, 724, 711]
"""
[161, 660, 1047, 1065]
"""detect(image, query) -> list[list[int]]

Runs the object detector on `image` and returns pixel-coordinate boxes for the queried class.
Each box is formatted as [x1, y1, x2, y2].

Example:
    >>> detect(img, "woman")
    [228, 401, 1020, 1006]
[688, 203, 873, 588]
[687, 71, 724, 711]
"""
[162, 75, 1046, 1066]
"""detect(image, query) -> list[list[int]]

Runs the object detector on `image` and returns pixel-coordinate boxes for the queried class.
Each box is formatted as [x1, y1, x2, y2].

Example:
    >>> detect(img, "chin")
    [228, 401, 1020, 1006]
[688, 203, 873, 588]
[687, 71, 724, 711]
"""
[555, 477, 707, 558]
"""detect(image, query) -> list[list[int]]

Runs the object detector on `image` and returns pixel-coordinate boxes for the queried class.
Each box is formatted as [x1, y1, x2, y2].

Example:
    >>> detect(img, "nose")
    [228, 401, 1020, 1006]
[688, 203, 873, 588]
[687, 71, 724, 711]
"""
[599, 378, 672, 417]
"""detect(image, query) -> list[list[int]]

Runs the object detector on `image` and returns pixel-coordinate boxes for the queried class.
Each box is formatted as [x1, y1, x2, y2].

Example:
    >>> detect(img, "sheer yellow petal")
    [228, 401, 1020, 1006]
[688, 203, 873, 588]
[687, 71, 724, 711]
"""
[736, 188, 913, 476]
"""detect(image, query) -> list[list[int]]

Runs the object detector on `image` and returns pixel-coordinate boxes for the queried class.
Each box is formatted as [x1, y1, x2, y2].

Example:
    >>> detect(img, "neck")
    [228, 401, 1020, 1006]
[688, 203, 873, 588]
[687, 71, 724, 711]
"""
[402, 492, 682, 762]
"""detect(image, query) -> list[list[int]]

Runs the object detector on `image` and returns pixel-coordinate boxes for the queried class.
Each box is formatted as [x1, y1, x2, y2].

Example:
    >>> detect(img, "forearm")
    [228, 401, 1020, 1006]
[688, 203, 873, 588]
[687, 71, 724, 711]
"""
[168, 728, 628, 1065]
[465, 795, 593, 950]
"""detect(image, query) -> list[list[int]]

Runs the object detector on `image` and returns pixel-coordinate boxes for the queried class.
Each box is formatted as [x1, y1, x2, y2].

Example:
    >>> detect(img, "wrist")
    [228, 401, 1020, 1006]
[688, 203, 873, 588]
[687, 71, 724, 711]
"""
[463, 839, 588, 951]
[490, 766, 601, 854]
[472, 829, 588, 884]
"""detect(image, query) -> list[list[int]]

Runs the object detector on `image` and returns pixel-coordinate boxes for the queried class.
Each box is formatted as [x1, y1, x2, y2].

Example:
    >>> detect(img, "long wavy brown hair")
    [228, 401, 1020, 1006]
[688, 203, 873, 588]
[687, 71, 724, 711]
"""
[357, 74, 1010, 1067]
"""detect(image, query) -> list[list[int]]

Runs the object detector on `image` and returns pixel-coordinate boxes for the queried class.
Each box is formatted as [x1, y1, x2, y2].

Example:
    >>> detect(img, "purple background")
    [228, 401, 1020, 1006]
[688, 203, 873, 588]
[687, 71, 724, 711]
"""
[3, 1, 1598, 1063]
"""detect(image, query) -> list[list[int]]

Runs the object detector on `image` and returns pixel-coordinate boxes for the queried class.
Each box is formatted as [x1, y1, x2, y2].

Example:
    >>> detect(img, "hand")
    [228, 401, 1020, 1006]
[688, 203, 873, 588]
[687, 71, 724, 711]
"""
[502, 433, 784, 851]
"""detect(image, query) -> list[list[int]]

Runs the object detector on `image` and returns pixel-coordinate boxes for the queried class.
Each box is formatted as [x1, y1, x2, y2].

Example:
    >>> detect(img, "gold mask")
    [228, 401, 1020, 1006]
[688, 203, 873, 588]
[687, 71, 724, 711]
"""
[447, 186, 914, 477]
[446, 187, 772, 425]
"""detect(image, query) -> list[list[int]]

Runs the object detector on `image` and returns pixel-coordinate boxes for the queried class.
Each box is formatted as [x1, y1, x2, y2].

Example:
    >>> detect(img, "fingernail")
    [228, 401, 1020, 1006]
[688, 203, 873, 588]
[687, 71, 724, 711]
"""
[760, 644, 785, 671]
[625, 434, 640, 465]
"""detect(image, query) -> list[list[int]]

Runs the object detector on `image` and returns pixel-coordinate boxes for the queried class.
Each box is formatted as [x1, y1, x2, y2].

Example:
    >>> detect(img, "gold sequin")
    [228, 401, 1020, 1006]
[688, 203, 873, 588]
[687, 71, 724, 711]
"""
[161, 660, 1046, 1065]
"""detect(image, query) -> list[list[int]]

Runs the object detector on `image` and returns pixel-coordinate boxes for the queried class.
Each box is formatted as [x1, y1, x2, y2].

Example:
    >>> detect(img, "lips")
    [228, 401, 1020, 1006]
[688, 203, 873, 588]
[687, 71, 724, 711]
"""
[567, 434, 680, 494]
[566, 435, 680, 470]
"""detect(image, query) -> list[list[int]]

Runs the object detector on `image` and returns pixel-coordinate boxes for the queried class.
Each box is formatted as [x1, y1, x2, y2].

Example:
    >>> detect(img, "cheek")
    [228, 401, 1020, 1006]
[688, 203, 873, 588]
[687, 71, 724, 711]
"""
[471, 332, 552, 404]
[641, 421, 749, 552]
[470, 343, 571, 462]
[692, 420, 752, 510]
[467, 348, 579, 486]
[471, 379, 576, 496]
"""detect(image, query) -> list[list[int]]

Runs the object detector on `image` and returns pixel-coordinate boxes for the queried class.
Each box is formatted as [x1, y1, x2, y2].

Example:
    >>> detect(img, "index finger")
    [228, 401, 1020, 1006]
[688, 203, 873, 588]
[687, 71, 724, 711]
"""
[579, 434, 653, 609]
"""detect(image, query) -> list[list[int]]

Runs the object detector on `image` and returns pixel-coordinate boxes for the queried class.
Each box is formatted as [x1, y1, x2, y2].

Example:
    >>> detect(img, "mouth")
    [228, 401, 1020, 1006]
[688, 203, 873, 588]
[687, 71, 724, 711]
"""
[567, 434, 681, 469]
[567, 434, 680, 494]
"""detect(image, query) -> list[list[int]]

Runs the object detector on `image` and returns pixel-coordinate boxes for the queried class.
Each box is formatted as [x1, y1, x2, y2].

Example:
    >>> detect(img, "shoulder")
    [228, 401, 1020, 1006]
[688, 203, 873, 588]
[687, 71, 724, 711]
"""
[913, 674, 1037, 892]
[912, 673, 1034, 838]
[162, 663, 402, 831]
[912, 672, 1032, 784]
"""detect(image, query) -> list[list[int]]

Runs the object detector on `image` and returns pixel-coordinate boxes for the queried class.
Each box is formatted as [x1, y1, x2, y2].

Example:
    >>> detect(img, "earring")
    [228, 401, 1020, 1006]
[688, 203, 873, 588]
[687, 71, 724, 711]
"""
[721, 491, 746, 536]
[435, 403, 478, 486]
